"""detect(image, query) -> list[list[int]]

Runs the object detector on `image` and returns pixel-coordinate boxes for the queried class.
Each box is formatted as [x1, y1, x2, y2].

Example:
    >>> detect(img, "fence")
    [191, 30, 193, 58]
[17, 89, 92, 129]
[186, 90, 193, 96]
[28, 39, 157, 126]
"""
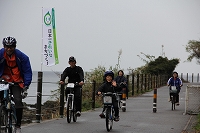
[184, 85, 200, 115]
[27, 73, 169, 122]
[181, 73, 200, 83]
[27, 72, 200, 123]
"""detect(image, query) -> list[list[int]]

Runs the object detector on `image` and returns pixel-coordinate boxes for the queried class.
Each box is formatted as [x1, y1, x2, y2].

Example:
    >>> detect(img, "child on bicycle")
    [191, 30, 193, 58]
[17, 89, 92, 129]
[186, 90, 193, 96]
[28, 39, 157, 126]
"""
[167, 71, 183, 106]
[96, 70, 121, 121]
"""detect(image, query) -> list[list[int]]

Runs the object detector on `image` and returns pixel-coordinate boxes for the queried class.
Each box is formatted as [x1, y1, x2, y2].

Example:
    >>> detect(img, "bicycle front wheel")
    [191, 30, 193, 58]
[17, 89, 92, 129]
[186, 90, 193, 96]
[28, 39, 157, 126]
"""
[171, 95, 176, 110]
[9, 106, 17, 133]
[0, 105, 8, 133]
[105, 107, 113, 132]
[66, 97, 72, 123]
[72, 105, 77, 122]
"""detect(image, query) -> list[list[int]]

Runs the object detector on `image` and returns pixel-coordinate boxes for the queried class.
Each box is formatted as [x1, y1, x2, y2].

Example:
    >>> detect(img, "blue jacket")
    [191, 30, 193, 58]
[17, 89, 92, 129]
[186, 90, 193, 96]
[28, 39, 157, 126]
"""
[167, 77, 182, 89]
[0, 48, 32, 87]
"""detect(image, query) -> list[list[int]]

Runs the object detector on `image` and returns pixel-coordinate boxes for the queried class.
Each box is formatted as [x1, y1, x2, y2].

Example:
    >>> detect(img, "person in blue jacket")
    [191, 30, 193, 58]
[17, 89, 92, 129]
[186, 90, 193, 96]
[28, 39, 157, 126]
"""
[167, 71, 183, 106]
[0, 36, 32, 133]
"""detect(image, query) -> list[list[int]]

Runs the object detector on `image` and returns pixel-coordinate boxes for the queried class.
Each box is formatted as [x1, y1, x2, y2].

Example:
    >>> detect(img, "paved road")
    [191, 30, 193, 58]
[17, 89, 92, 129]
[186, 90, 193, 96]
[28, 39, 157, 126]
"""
[21, 83, 194, 133]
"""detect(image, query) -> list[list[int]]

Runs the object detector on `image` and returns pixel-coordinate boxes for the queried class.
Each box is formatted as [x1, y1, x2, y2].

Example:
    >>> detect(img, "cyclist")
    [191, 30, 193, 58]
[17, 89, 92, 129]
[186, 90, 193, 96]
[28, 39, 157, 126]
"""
[96, 70, 121, 122]
[114, 70, 128, 99]
[0, 36, 32, 133]
[167, 71, 183, 106]
[60, 56, 84, 117]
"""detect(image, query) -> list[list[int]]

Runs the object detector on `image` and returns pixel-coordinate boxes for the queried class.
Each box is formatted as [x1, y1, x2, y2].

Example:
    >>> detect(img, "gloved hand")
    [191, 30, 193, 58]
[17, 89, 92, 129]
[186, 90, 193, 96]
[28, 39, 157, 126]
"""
[22, 86, 29, 99]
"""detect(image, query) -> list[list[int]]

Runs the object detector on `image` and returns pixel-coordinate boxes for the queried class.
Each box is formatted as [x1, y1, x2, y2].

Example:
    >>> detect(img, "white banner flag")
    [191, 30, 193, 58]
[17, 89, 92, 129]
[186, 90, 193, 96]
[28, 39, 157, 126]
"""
[42, 8, 59, 66]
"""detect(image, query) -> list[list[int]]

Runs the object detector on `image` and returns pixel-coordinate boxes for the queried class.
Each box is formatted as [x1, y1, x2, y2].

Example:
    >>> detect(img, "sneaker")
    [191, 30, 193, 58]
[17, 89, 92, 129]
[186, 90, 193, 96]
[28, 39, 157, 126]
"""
[176, 103, 180, 106]
[76, 111, 81, 117]
[114, 116, 120, 122]
[99, 113, 105, 118]
[15, 127, 21, 133]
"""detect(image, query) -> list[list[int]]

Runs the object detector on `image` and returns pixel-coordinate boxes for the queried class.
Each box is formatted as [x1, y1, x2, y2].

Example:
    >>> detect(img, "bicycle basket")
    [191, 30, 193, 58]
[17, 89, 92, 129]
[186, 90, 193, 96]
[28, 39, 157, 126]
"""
[67, 83, 75, 88]
[103, 96, 112, 104]
[170, 86, 177, 93]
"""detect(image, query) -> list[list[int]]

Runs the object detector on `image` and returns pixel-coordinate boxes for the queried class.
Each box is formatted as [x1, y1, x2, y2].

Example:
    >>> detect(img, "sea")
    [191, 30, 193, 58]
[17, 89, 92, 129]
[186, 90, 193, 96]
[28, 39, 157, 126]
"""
[23, 71, 61, 104]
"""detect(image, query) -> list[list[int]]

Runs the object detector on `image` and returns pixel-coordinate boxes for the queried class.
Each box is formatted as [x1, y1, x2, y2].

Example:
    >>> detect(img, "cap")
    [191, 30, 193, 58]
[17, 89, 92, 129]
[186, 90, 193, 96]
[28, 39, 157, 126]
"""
[69, 56, 76, 62]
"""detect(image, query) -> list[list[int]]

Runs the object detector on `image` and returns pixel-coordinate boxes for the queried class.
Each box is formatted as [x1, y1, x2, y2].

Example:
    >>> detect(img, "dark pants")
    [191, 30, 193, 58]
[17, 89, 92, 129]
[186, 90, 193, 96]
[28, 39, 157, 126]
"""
[65, 87, 82, 112]
[113, 99, 119, 117]
[0, 85, 23, 127]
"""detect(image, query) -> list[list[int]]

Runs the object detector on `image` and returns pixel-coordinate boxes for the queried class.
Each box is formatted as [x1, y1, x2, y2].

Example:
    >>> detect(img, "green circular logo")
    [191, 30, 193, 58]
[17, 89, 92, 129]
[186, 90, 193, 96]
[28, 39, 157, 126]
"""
[44, 11, 51, 26]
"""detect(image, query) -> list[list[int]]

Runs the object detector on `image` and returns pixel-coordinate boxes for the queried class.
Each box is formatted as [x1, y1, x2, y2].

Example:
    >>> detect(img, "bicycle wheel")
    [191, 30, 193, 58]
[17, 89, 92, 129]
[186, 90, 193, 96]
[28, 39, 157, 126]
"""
[0, 105, 8, 133]
[72, 104, 77, 122]
[9, 106, 17, 133]
[66, 97, 72, 123]
[7, 111, 14, 133]
[171, 95, 176, 110]
[105, 107, 113, 132]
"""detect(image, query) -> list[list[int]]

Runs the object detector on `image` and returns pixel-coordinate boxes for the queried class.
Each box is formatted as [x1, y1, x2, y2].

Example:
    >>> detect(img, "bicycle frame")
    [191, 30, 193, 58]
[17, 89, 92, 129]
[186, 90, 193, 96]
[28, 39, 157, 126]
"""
[66, 83, 78, 123]
[169, 86, 178, 111]
[67, 89, 75, 112]
[102, 92, 116, 132]
[170, 93, 177, 110]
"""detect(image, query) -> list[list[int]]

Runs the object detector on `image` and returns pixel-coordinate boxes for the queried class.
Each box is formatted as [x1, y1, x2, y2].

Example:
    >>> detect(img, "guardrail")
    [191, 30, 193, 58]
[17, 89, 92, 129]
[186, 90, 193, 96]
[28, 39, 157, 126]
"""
[31, 72, 199, 123]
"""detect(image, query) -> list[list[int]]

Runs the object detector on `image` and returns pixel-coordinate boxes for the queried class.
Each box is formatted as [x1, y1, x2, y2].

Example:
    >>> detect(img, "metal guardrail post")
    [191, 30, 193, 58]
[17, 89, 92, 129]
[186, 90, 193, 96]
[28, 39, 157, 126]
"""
[36, 71, 43, 123]
[137, 74, 139, 94]
[92, 80, 96, 109]
[59, 80, 65, 118]
[192, 73, 194, 83]
[131, 74, 134, 96]
[144, 74, 147, 91]
[141, 74, 143, 93]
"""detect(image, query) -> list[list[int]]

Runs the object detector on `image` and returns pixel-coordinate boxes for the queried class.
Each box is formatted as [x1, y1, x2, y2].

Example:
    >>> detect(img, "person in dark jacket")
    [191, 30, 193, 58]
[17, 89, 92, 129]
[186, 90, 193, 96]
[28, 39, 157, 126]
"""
[167, 71, 183, 106]
[60, 56, 84, 117]
[96, 70, 121, 121]
[0, 36, 32, 133]
[114, 70, 128, 98]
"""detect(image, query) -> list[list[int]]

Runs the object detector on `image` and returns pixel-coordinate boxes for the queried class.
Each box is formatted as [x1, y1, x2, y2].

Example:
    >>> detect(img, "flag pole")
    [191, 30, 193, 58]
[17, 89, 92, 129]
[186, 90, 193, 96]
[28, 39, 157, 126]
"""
[41, 7, 43, 72]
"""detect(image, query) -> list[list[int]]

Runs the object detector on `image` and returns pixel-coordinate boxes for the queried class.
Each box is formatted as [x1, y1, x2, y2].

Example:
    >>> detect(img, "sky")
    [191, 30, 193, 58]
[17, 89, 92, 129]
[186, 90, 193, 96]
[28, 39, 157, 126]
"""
[0, 0, 200, 75]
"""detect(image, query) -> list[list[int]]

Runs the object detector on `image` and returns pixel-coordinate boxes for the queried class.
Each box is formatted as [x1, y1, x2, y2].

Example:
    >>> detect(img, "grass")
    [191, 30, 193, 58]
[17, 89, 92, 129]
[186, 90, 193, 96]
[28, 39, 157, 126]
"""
[193, 114, 200, 131]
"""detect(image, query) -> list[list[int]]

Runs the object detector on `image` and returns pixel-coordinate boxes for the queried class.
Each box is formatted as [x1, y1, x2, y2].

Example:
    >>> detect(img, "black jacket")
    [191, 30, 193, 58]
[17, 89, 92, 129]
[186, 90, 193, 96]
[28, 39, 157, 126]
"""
[60, 66, 84, 83]
[114, 76, 127, 88]
[96, 81, 121, 95]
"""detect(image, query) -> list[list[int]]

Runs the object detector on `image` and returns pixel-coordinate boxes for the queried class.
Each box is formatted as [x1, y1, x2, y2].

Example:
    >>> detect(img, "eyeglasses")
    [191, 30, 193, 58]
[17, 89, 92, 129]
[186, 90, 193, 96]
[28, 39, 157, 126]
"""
[4, 46, 15, 49]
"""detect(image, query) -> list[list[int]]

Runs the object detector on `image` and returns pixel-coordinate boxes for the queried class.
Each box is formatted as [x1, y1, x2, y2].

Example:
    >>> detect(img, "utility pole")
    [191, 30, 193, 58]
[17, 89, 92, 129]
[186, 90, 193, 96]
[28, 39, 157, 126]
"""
[161, 45, 165, 57]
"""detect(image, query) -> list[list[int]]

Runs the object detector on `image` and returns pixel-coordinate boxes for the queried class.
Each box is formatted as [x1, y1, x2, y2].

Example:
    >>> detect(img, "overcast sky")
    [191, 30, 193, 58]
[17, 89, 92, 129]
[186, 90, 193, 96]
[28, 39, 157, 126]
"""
[0, 0, 200, 75]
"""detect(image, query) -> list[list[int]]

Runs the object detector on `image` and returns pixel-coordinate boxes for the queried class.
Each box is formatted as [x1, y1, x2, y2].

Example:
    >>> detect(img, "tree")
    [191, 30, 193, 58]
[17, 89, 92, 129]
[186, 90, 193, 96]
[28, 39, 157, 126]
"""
[136, 52, 179, 75]
[186, 40, 200, 64]
[143, 56, 179, 75]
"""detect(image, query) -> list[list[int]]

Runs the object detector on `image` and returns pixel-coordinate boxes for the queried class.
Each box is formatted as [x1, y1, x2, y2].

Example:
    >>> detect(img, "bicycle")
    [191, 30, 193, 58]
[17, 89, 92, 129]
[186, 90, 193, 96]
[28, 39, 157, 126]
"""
[169, 86, 178, 111]
[0, 80, 17, 133]
[102, 92, 116, 132]
[65, 82, 80, 123]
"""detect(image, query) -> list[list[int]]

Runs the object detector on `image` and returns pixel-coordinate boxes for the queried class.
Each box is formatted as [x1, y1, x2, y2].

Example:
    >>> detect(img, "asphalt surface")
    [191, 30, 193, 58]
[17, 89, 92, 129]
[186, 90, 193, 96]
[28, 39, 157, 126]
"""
[21, 83, 194, 133]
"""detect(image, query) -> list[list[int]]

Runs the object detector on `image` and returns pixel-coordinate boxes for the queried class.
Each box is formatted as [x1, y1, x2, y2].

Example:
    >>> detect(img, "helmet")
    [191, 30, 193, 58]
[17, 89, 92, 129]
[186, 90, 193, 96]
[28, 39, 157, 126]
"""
[69, 56, 76, 62]
[2, 36, 17, 46]
[104, 70, 114, 79]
